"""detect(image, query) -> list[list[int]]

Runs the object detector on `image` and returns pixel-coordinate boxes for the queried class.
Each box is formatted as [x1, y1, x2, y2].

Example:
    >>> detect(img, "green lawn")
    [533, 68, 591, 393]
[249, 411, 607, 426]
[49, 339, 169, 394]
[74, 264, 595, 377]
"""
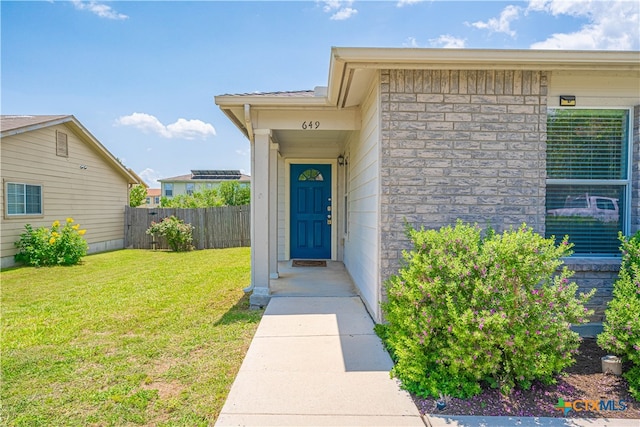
[1, 248, 262, 426]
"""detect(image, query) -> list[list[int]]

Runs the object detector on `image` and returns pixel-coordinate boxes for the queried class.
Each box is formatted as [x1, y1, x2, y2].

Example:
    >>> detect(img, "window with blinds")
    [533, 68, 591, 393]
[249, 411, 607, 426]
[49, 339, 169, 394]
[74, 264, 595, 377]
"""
[6, 183, 42, 215]
[545, 109, 630, 256]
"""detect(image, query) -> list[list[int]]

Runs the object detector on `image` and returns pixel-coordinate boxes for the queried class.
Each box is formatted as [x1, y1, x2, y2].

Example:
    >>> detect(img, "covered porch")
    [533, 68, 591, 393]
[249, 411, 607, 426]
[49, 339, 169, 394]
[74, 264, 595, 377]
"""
[215, 88, 363, 309]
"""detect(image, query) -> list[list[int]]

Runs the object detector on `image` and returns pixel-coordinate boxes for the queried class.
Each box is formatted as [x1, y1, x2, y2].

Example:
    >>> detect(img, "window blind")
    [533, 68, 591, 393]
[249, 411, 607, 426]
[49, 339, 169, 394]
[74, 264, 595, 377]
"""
[545, 109, 629, 256]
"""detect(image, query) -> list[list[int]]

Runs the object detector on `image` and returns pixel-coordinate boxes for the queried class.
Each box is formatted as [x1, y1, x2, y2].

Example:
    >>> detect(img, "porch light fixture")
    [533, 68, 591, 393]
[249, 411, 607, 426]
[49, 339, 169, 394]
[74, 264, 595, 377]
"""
[559, 95, 576, 107]
[337, 155, 345, 166]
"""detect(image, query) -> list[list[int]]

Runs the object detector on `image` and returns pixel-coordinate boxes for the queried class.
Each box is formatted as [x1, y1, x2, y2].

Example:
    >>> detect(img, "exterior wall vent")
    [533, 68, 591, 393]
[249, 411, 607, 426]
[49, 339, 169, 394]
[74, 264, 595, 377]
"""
[56, 130, 68, 157]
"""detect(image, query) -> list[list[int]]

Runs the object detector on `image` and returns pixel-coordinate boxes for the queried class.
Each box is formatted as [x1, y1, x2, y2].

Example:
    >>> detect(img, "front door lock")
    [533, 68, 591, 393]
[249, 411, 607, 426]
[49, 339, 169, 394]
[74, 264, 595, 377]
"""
[327, 214, 332, 225]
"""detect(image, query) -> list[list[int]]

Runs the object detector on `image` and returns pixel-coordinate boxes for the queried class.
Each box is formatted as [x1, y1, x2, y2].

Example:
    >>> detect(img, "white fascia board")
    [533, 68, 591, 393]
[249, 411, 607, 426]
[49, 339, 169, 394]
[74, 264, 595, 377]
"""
[214, 95, 331, 107]
[331, 47, 640, 71]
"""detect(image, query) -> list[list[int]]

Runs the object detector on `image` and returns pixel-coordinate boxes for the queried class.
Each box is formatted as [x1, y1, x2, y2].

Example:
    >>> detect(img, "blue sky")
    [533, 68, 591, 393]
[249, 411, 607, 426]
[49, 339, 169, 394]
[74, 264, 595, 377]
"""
[2, 1, 638, 188]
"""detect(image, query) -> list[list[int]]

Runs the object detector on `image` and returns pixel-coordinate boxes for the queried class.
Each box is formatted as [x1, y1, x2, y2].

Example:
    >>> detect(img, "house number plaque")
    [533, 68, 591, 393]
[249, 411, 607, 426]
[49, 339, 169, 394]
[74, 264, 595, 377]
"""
[301, 121, 320, 130]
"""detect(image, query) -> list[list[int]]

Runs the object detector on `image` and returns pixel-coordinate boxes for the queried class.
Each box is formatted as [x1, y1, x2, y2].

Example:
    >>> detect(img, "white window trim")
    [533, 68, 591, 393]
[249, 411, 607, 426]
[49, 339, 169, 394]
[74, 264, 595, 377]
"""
[546, 106, 633, 255]
[4, 180, 44, 218]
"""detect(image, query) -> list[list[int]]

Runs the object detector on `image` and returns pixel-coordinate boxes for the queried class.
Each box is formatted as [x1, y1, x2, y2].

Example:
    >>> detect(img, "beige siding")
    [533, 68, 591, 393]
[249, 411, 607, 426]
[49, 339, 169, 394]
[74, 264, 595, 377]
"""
[344, 73, 381, 321]
[1, 123, 129, 266]
[548, 70, 640, 107]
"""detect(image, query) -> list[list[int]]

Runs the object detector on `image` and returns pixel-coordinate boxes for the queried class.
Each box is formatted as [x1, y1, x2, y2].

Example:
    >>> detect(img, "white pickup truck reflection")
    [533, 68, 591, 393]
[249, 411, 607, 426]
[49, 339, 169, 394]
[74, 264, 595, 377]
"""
[547, 194, 619, 223]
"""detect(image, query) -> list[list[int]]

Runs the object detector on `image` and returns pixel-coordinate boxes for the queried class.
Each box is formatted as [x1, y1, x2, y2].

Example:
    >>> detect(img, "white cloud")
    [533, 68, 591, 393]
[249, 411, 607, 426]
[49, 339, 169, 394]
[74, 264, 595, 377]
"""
[403, 37, 420, 47]
[138, 168, 162, 187]
[331, 7, 357, 20]
[429, 35, 467, 49]
[321, 1, 358, 20]
[527, 0, 639, 50]
[235, 149, 250, 157]
[396, 0, 423, 7]
[115, 113, 216, 140]
[71, 0, 128, 20]
[468, 4, 521, 37]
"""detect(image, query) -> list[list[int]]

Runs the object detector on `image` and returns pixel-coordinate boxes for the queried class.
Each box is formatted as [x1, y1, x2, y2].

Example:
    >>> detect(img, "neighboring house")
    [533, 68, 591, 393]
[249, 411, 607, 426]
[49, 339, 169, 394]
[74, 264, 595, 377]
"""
[159, 170, 250, 199]
[215, 47, 640, 324]
[144, 188, 161, 208]
[1, 115, 142, 268]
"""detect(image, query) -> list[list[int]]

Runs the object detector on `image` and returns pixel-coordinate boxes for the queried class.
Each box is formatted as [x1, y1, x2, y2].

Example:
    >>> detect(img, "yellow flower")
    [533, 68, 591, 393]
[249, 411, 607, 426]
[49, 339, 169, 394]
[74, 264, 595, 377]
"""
[72, 224, 80, 230]
[52, 220, 60, 227]
[78, 229, 86, 236]
[49, 237, 56, 245]
[66, 217, 74, 223]
[52, 231, 60, 238]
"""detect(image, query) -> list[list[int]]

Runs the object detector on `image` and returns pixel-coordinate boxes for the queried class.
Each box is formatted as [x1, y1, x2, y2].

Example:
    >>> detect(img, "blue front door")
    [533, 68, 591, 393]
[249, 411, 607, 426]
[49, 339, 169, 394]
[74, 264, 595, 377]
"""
[290, 164, 332, 259]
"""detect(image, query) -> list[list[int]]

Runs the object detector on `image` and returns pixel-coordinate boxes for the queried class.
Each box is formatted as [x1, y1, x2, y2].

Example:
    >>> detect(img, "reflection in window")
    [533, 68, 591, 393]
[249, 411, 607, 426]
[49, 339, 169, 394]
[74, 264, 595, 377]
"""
[298, 169, 324, 181]
[545, 109, 629, 256]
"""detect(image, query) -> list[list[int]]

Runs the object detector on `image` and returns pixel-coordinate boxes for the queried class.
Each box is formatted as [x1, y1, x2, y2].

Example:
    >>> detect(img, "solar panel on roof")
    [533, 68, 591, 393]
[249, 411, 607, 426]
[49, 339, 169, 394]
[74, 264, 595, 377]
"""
[191, 170, 241, 180]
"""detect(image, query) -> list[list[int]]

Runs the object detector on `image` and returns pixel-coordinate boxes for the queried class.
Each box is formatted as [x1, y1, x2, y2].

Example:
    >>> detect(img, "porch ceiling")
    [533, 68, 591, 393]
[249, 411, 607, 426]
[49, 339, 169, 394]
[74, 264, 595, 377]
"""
[273, 129, 350, 158]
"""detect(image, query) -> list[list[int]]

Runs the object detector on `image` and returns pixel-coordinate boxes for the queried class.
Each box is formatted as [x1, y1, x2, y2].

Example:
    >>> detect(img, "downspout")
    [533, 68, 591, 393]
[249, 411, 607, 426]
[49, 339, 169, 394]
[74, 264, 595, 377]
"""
[243, 103, 255, 294]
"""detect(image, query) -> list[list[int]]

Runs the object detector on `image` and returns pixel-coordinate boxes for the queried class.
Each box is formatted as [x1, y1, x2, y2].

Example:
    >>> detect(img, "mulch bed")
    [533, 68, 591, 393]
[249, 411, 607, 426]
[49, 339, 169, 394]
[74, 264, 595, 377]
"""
[413, 338, 639, 419]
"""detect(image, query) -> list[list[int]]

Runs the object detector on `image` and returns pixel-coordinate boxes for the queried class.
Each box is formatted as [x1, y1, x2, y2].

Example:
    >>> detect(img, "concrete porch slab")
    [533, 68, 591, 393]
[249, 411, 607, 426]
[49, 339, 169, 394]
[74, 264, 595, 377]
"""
[269, 261, 358, 297]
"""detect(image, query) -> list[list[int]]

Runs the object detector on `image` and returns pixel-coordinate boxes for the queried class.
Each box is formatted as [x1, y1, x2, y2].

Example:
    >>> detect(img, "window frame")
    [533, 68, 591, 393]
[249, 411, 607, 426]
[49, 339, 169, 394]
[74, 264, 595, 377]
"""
[4, 181, 44, 218]
[186, 183, 195, 196]
[545, 106, 633, 256]
[164, 183, 173, 197]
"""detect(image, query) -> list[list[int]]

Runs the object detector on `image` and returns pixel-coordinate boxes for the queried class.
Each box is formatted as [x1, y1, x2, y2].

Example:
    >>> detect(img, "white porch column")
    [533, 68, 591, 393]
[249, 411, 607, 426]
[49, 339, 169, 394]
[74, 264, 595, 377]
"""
[250, 129, 272, 308]
[269, 142, 279, 279]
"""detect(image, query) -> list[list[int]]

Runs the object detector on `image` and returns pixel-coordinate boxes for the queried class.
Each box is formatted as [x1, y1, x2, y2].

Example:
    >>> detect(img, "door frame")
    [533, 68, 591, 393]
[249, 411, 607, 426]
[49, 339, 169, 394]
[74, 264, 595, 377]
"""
[285, 158, 338, 261]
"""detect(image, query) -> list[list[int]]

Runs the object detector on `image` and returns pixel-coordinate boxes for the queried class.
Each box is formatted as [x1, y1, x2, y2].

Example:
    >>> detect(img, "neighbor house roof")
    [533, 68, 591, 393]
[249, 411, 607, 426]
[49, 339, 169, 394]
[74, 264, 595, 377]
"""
[0, 114, 142, 185]
[146, 188, 161, 197]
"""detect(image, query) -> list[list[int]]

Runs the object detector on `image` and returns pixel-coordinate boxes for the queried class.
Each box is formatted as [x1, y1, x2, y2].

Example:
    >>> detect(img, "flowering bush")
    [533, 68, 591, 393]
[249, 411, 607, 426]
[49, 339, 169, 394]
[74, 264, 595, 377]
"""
[377, 221, 594, 398]
[15, 218, 88, 266]
[598, 231, 640, 400]
[146, 216, 194, 252]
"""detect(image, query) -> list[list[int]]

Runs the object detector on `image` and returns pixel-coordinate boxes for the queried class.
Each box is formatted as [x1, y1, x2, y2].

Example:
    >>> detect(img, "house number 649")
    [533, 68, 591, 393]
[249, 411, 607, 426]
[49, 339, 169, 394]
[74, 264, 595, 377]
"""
[302, 121, 320, 130]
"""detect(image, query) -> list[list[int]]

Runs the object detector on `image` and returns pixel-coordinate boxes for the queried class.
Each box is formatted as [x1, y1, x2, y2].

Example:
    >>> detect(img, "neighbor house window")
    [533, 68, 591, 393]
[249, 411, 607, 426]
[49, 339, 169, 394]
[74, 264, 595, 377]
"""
[164, 183, 173, 197]
[154, 196, 160, 204]
[545, 109, 630, 255]
[186, 183, 195, 196]
[6, 183, 42, 216]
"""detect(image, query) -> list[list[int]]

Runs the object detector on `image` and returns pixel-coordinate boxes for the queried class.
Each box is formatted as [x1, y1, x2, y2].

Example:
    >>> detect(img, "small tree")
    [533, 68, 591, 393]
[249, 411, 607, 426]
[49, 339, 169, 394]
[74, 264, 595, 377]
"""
[218, 181, 250, 206]
[129, 184, 147, 207]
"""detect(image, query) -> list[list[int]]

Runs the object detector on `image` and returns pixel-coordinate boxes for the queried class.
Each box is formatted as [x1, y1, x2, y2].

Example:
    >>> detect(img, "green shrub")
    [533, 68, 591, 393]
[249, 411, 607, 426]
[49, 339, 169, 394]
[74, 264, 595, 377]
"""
[378, 221, 594, 398]
[146, 216, 194, 252]
[15, 218, 88, 266]
[598, 231, 640, 400]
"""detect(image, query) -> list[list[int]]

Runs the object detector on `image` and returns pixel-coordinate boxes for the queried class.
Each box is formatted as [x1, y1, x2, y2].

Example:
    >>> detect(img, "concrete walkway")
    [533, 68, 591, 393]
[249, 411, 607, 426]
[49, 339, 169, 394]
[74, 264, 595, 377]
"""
[215, 295, 424, 426]
[216, 262, 637, 427]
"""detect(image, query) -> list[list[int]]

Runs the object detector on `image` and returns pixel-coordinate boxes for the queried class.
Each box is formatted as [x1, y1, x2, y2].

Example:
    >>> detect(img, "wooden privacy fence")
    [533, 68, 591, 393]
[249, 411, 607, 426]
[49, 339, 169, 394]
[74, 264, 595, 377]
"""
[125, 205, 250, 250]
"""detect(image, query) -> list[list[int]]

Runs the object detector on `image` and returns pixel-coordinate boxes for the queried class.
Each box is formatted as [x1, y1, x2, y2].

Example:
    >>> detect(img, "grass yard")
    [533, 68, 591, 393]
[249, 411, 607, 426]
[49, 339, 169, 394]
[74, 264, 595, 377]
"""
[1, 248, 262, 426]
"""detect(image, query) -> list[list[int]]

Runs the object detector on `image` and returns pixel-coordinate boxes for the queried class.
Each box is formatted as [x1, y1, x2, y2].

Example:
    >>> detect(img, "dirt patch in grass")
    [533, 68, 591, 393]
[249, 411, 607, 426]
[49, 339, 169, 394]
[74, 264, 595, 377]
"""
[413, 339, 639, 419]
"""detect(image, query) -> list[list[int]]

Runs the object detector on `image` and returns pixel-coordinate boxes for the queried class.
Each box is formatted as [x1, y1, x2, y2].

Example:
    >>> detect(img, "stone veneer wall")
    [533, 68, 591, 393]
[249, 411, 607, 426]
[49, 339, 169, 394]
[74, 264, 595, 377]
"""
[380, 69, 548, 286]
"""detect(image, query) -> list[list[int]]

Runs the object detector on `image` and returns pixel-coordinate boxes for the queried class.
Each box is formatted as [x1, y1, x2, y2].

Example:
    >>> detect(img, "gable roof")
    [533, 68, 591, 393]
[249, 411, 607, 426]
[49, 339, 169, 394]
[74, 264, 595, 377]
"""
[1, 115, 142, 185]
